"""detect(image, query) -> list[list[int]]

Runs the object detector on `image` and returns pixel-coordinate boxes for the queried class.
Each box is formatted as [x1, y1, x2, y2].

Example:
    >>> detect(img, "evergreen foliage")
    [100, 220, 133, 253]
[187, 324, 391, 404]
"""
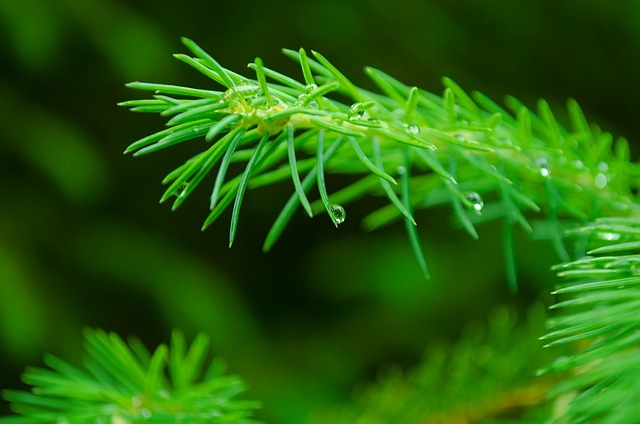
[541, 218, 640, 423]
[313, 306, 556, 423]
[0, 330, 260, 424]
[4, 38, 640, 423]
[119, 38, 637, 281]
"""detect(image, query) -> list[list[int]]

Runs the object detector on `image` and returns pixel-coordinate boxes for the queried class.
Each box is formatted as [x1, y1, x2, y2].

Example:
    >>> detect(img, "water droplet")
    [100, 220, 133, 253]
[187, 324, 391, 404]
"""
[296, 92, 319, 108]
[572, 159, 584, 169]
[453, 134, 467, 142]
[397, 166, 406, 175]
[329, 204, 346, 224]
[569, 140, 579, 150]
[406, 124, 420, 134]
[175, 183, 188, 198]
[595, 173, 608, 189]
[225, 82, 261, 102]
[597, 161, 609, 173]
[131, 395, 143, 408]
[141, 408, 152, 419]
[348, 102, 366, 120]
[464, 192, 484, 212]
[599, 232, 620, 241]
[536, 158, 551, 177]
[304, 83, 318, 94]
[234, 82, 260, 96]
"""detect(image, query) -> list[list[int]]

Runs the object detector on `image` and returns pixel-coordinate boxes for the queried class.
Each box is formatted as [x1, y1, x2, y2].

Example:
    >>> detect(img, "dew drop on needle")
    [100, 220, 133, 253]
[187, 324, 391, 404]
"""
[464, 192, 484, 212]
[348, 103, 366, 120]
[406, 124, 420, 134]
[329, 204, 346, 224]
[536, 158, 551, 177]
[304, 83, 318, 94]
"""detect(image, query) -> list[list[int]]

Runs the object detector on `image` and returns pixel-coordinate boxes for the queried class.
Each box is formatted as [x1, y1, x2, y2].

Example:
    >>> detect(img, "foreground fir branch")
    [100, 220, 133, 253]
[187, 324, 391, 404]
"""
[312, 307, 557, 424]
[541, 218, 640, 423]
[120, 38, 640, 281]
[0, 330, 260, 424]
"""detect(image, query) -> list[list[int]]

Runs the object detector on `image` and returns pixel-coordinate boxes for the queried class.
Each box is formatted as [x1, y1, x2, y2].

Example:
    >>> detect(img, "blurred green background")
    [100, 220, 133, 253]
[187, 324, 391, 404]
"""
[1, 1, 639, 422]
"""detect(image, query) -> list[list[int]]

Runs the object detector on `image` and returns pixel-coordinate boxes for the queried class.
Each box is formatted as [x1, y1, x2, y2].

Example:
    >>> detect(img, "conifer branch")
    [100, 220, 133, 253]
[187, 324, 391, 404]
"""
[541, 218, 640, 423]
[313, 307, 556, 423]
[0, 330, 260, 424]
[120, 39, 639, 274]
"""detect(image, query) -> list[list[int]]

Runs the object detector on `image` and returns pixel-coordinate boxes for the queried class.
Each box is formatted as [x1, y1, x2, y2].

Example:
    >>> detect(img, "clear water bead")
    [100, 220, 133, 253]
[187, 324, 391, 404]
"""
[175, 183, 188, 198]
[234, 82, 260, 96]
[597, 161, 609, 173]
[595, 173, 608, 189]
[535, 158, 551, 177]
[225, 82, 261, 102]
[464, 192, 484, 212]
[600, 232, 620, 241]
[348, 102, 366, 120]
[131, 395, 143, 407]
[304, 83, 318, 94]
[406, 124, 420, 134]
[330, 204, 346, 224]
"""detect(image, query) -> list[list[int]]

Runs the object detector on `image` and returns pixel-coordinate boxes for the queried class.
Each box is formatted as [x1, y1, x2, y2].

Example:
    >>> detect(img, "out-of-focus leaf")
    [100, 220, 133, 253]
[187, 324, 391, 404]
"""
[0, 245, 47, 359]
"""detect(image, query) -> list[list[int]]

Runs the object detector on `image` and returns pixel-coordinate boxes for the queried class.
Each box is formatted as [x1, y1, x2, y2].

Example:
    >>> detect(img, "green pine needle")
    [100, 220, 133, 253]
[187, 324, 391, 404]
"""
[401, 150, 429, 279]
[230, 132, 270, 246]
[180, 37, 235, 89]
[286, 124, 314, 217]
[372, 137, 416, 225]
[349, 138, 397, 185]
[297, 48, 315, 86]
[252, 57, 274, 107]
[209, 127, 247, 210]
[263, 137, 343, 251]
[316, 131, 344, 227]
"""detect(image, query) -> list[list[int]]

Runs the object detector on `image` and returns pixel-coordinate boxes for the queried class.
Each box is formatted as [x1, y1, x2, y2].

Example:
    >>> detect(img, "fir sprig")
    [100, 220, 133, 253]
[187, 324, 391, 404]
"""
[120, 38, 639, 280]
[0, 330, 260, 424]
[314, 306, 556, 423]
[541, 218, 640, 423]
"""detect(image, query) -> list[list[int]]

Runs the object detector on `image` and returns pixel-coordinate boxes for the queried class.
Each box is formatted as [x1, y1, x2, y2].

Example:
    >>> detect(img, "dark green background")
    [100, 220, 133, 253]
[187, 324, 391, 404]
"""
[1, 1, 639, 422]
